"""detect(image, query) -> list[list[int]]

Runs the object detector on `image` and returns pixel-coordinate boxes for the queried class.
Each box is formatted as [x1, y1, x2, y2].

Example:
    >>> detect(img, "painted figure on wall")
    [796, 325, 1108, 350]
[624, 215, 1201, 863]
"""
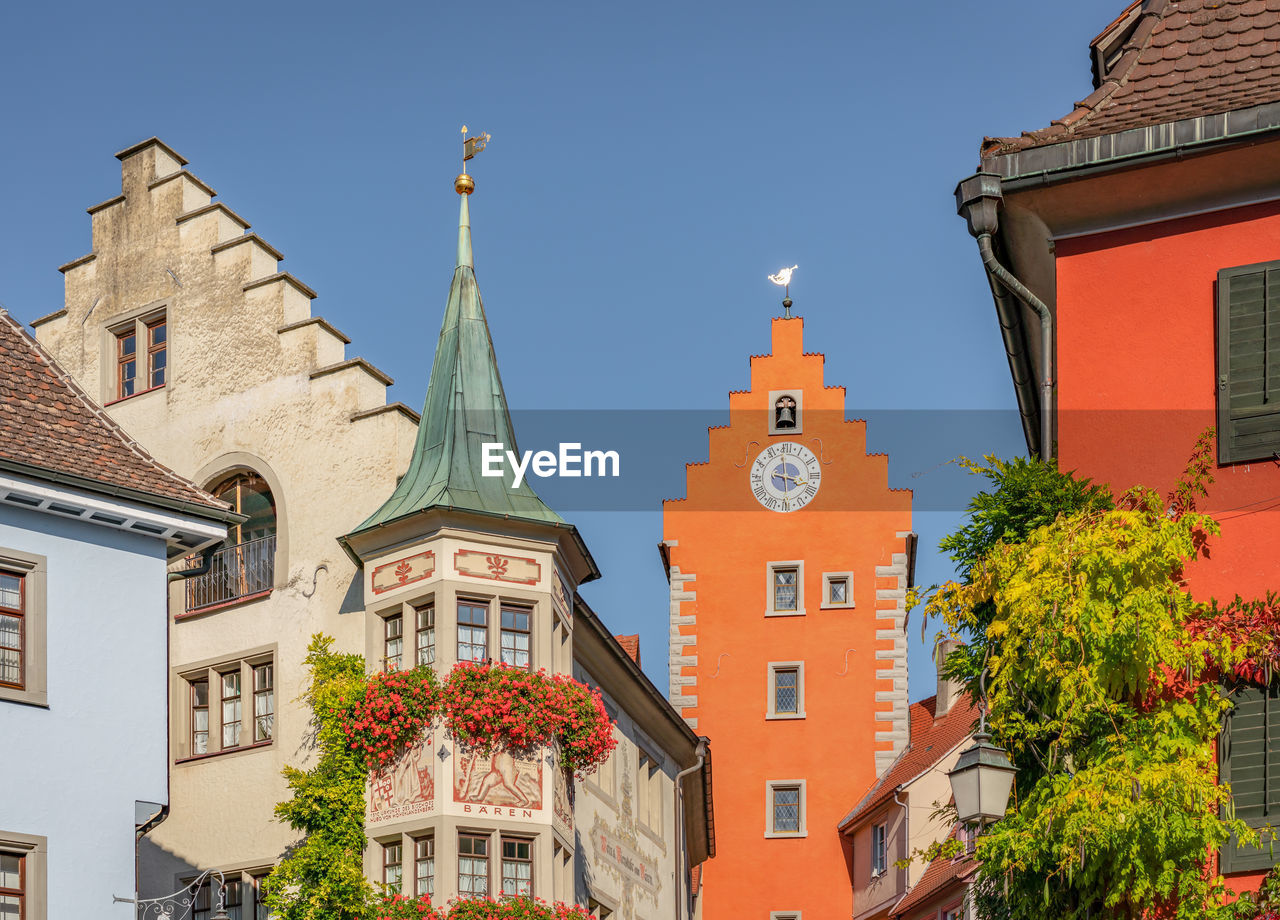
[453, 748, 543, 809]
[369, 738, 435, 823]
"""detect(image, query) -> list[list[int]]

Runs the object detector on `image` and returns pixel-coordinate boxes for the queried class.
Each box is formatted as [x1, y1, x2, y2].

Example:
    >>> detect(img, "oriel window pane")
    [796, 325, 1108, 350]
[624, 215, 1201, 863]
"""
[385, 614, 403, 671]
[416, 604, 435, 667]
[415, 836, 434, 898]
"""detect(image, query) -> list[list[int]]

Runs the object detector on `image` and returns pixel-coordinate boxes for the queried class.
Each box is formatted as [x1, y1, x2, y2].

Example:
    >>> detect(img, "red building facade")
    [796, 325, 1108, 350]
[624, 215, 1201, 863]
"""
[959, 0, 1280, 892]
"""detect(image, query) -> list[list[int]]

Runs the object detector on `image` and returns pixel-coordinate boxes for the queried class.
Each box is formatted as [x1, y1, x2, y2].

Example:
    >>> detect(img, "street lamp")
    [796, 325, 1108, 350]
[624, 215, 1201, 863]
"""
[947, 671, 1016, 827]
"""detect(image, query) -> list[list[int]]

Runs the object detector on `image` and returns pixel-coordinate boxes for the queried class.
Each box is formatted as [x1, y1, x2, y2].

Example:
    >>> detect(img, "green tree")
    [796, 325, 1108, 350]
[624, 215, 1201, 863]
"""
[928, 437, 1257, 920]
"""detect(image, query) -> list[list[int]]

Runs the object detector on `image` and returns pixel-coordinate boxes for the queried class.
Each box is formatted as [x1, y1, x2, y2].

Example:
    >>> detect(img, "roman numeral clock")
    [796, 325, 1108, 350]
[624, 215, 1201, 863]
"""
[749, 442, 822, 512]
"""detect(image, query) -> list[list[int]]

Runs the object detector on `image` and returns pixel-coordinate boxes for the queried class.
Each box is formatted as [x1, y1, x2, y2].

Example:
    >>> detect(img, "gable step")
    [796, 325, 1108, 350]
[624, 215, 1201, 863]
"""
[310, 358, 393, 387]
[213, 233, 284, 262]
[351, 402, 421, 424]
[244, 271, 316, 300]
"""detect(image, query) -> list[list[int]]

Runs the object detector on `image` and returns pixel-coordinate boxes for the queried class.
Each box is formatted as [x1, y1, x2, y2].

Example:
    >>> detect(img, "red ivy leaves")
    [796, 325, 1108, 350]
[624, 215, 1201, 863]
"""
[336, 662, 616, 777]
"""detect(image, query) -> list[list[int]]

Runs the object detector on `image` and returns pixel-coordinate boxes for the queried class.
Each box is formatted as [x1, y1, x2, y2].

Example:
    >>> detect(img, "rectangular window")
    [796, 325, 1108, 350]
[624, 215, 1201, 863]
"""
[384, 614, 403, 671]
[253, 663, 273, 743]
[1218, 261, 1280, 463]
[0, 852, 23, 920]
[871, 822, 887, 875]
[774, 668, 799, 714]
[416, 604, 435, 667]
[191, 679, 210, 755]
[458, 834, 489, 896]
[414, 836, 434, 899]
[221, 670, 242, 749]
[458, 601, 488, 664]
[251, 873, 270, 920]
[500, 604, 532, 670]
[637, 753, 662, 832]
[0, 572, 23, 689]
[501, 837, 533, 897]
[773, 568, 798, 611]
[147, 316, 167, 389]
[383, 841, 402, 892]
[773, 785, 801, 834]
[829, 578, 847, 605]
[182, 655, 274, 759]
[116, 327, 137, 399]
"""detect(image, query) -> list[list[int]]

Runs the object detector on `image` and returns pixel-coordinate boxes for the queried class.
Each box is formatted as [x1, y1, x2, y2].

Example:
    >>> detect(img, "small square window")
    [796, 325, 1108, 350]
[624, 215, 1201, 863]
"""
[821, 572, 855, 610]
[766, 779, 808, 837]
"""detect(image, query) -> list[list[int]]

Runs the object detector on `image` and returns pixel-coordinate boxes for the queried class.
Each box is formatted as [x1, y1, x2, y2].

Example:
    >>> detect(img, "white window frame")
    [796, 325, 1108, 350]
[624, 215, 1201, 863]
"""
[175, 646, 276, 761]
[765, 560, 805, 617]
[820, 571, 854, 610]
[767, 388, 803, 435]
[871, 821, 888, 876]
[765, 779, 807, 838]
[766, 661, 805, 720]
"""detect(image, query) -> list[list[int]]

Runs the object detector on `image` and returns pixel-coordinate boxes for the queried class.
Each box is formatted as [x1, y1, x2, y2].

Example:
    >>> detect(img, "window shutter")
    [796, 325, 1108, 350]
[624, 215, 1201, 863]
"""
[1221, 682, 1280, 874]
[1219, 262, 1280, 464]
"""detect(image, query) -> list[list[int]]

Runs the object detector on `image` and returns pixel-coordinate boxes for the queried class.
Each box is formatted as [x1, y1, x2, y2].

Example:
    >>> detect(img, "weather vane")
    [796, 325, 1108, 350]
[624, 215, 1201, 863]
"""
[455, 125, 491, 195]
[768, 265, 798, 317]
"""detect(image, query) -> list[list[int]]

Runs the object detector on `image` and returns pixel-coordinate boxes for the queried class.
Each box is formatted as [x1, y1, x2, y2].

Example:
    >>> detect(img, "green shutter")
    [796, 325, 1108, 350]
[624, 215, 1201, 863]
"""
[1220, 682, 1280, 873]
[1219, 261, 1280, 464]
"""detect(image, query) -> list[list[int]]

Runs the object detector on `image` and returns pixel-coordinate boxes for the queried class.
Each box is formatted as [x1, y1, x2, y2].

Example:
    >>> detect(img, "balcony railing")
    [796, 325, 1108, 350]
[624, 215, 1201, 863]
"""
[185, 534, 276, 612]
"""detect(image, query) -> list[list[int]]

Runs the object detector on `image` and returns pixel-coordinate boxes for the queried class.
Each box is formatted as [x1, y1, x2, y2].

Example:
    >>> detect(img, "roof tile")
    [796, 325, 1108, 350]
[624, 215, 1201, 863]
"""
[984, 0, 1280, 155]
[0, 309, 224, 512]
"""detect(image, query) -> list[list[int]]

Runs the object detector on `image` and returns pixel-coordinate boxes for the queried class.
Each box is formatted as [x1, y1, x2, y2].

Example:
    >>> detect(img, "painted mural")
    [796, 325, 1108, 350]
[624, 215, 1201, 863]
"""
[452, 747, 544, 815]
[588, 753, 662, 917]
[368, 735, 436, 826]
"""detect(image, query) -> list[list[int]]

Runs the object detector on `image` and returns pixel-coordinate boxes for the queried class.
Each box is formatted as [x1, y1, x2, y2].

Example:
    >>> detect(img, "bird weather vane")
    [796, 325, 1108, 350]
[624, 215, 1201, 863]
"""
[460, 125, 491, 173]
[768, 265, 798, 317]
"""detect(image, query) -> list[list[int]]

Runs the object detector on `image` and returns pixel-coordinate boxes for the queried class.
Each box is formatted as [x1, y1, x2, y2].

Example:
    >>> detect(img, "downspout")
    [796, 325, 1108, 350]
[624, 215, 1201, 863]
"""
[955, 172, 1055, 461]
[674, 739, 708, 920]
[168, 545, 216, 582]
[893, 791, 910, 905]
[976, 234, 1054, 460]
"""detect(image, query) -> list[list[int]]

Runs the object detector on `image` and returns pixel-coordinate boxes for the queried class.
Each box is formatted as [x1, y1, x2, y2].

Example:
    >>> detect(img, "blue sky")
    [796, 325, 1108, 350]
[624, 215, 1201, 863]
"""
[0, 0, 1126, 697]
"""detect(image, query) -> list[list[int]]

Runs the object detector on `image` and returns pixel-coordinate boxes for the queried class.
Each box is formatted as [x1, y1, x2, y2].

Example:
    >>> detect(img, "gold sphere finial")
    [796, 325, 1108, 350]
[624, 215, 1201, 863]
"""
[454, 173, 474, 195]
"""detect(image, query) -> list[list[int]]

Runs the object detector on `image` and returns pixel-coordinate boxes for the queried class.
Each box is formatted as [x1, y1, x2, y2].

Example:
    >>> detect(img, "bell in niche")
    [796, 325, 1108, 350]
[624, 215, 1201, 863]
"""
[775, 395, 797, 429]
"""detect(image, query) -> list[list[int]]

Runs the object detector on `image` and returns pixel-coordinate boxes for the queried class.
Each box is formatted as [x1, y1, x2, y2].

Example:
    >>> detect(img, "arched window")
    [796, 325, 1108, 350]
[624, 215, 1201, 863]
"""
[185, 472, 277, 612]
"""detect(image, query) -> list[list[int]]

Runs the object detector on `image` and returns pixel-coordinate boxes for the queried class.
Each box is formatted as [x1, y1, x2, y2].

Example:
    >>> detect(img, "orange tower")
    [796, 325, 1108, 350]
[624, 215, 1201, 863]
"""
[663, 315, 914, 919]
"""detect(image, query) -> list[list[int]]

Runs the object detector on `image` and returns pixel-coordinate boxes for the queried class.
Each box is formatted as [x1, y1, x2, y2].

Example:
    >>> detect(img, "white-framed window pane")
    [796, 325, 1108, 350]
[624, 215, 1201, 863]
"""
[415, 837, 434, 898]
[385, 614, 403, 671]
[459, 857, 488, 895]
[774, 569, 797, 610]
[222, 670, 242, 748]
[458, 602, 488, 662]
[254, 663, 274, 743]
[773, 787, 800, 832]
[775, 669, 799, 713]
[383, 842, 402, 891]
[829, 578, 847, 604]
[417, 605, 435, 667]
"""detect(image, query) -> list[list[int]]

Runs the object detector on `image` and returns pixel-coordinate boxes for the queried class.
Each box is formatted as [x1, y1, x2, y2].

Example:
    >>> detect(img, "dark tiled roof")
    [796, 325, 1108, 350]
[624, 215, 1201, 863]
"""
[840, 694, 979, 830]
[984, 0, 1280, 156]
[890, 825, 977, 919]
[0, 309, 226, 512]
[615, 634, 641, 666]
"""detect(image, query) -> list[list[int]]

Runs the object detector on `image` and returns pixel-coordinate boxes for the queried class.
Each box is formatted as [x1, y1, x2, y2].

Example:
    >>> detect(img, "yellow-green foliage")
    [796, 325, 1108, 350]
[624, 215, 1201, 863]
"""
[929, 439, 1257, 920]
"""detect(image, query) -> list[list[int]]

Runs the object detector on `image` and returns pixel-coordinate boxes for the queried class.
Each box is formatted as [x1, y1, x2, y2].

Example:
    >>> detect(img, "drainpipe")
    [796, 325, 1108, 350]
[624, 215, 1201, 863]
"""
[955, 172, 1055, 461]
[168, 545, 216, 582]
[674, 739, 707, 920]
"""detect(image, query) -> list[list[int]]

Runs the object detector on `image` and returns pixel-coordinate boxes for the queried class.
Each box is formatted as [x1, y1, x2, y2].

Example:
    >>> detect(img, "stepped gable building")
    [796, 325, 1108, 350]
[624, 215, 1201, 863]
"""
[34, 138, 712, 918]
[662, 314, 915, 919]
[956, 0, 1280, 894]
[0, 307, 233, 918]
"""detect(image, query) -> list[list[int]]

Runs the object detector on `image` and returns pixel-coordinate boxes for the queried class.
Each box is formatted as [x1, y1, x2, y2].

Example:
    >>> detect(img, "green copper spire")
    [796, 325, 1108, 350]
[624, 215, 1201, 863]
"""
[356, 181, 563, 530]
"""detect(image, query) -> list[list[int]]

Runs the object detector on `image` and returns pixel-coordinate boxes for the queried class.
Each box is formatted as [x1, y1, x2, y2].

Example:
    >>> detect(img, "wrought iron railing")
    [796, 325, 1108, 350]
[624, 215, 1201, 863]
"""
[185, 534, 276, 612]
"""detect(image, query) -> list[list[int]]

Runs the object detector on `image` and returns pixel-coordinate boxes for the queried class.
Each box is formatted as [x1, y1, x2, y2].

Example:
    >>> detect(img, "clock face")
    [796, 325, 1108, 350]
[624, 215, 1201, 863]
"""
[749, 442, 821, 512]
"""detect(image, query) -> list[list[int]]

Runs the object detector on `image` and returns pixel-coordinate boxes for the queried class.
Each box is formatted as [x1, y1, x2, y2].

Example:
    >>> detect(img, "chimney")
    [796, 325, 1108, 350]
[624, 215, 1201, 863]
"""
[934, 636, 963, 719]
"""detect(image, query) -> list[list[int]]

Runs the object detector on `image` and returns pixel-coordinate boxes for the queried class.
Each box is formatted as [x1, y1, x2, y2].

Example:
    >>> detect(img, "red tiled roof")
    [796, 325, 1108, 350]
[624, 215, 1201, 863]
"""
[615, 634, 641, 666]
[0, 309, 226, 512]
[840, 694, 980, 830]
[984, 0, 1280, 156]
[890, 825, 977, 919]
